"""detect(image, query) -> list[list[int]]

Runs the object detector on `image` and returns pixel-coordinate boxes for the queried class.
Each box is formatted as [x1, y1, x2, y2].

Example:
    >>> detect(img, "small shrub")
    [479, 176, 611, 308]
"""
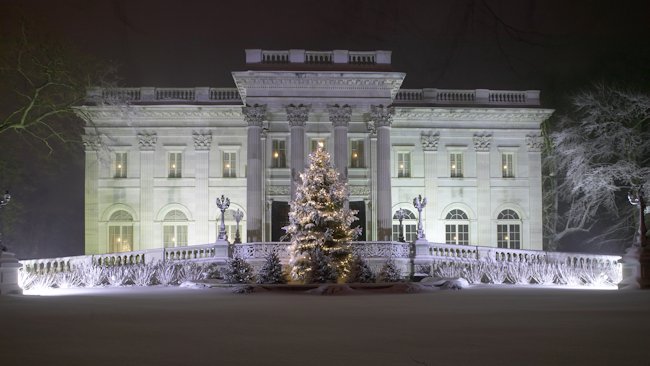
[555, 264, 582, 286]
[257, 252, 287, 284]
[530, 262, 556, 285]
[56, 271, 83, 289]
[345, 255, 375, 283]
[484, 261, 508, 284]
[224, 257, 255, 284]
[378, 259, 402, 283]
[434, 261, 464, 278]
[463, 261, 487, 284]
[132, 263, 156, 286]
[77, 263, 105, 287]
[156, 261, 180, 286]
[303, 249, 337, 284]
[506, 262, 533, 285]
[106, 266, 132, 286]
[178, 262, 204, 283]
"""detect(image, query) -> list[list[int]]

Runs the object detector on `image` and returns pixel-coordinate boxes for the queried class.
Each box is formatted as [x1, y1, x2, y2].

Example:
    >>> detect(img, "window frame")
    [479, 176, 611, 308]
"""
[444, 209, 470, 245]
[271, 139, 287, 169]
[349, 139, 365, 168]
[168, 152, 183, 178]
[114, 152, 128, 178]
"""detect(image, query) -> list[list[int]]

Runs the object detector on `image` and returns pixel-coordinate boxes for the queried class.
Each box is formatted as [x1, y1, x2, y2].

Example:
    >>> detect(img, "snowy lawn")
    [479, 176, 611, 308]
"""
[1, 285, 649, 366]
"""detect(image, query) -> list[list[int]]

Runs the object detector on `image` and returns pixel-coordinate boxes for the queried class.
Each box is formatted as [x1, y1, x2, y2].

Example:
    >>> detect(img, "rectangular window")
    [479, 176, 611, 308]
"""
[114, 152, 127, 178]
[164, 225, 188, 247]
[498, 224, 521, 249]
[109, 225, 133, 253]
[397, 152, 411, 178]
[168, 152, 182, 178]
[350, 140, 365, 168]
[392, 224, 417, 242]
[450, 153, 463, 178]
[445, 224, 469, 245]
[271, 140, 287, 168]
[502, 153, 514, 178]
[223, 152, 237, 178]
[311, 139, 327, 152]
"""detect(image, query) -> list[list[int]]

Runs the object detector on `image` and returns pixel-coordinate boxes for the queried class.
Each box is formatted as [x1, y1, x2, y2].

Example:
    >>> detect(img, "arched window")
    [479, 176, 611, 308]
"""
[392, 209, 417, 242]
[445, 209, 469, 245]
[497, 209, 521, 249]
[163, 210, 188, 247]
[108, 210, 133, 253]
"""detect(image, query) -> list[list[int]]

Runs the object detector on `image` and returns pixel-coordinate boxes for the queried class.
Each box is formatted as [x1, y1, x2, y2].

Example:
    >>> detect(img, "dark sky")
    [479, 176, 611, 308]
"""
[1, 0, 649, 258]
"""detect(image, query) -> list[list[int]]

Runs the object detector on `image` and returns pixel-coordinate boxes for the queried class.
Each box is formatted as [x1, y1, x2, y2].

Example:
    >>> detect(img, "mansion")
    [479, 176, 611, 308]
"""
[78, 49, 553, 255]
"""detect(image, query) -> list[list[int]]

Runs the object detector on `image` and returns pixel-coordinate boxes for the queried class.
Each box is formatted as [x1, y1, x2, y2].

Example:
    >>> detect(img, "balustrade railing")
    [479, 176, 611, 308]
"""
[87, 87, 242, 104]
[395, 88, 540, 106]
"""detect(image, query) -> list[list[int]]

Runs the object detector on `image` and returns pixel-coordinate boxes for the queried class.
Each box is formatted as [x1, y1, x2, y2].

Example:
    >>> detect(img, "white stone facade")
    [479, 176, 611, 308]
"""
[78, 49, 553, 255]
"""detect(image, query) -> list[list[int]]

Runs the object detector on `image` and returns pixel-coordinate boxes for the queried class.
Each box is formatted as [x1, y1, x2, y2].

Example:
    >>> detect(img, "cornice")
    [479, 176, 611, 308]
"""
[76, 106, 244, 121]
[394, 108, 554, 123]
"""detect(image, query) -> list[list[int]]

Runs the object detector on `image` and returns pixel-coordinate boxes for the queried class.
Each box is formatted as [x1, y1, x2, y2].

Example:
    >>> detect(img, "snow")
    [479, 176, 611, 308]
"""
[2, 286, 649, 365]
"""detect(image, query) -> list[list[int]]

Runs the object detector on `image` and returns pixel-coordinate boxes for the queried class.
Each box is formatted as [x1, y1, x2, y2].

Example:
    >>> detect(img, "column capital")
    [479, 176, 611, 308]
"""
[82, 134, 102, 151]
[526, 134, 544, 152]
[473, 132, 492, 152]
[242, 104, 267, 127]
[327, 104, 352, 127]
[421, 131, 440, 152]
[286, 104, 311, 127]
[369, 105, 395, 127]
[137, 131, 157, 151]
[192, 131, 212, 150]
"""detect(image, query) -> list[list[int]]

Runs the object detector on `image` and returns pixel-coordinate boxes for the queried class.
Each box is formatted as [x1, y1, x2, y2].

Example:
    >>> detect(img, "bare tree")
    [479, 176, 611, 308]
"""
[545, 85, 650, 251]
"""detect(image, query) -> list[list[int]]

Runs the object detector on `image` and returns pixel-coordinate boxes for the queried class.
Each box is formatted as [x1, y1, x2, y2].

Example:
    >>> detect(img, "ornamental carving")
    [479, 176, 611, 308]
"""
[242, 104, 267, 127]
[473, 132, 492, 152]
[192, 131, 212, 150]
[268, 185, 290, 196]
[82, 134, 102, 151]
[286, 104, 311, 127]
[369, 105, 395, 127]
[366, 121, 377, 137]
[232, 243, 289, 259]
[350, 186, 371, 196]
[420, 131, 440, 151]
[82, 107, 243, 121]
[526, 134, 544, 152]
[394, 109, 553, 123]
[350, 242, 410, 258]
[137, 132, 157, 150]
[327, 104, 352, 127]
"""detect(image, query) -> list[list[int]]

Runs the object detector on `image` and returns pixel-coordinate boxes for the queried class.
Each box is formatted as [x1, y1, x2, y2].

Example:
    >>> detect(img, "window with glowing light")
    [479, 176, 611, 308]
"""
[114, 152, 127, 178]
[163, 210, 188, 247]
[108, 210, 133, 253]
[223, 152, 237, 178]
[497, 209, 521, 249]
[450, 152, 463, 178]
[397, 152, 411, 178]
[502, 152, 515, 178]
[168, 152, 182, 178]
[392, 209, 417, 242]
[311, 138, 327, 152]
[445, 209, 469, 245]
[350, 140, 365, 168]
[271, 139, 287, 168]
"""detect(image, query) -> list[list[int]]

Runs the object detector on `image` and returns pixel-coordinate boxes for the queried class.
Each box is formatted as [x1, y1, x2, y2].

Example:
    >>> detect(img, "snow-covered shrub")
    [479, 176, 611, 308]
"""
[257, 252, 287, 284]
[484, 261, 508, 284]
[224, 257, 255, 284]
[530, 262, 556, 285]
[156, 261, 179, 286]
[506, 262, 533, 285]
[77, 263, 106, 287]
[56, 271, 83, 289]
[345, 254, 375, 284]
[18, 269, 37, 290]
[580, 265, 609, 286]
[434, 261, 464, 278]
[177, 262, 204, 283]
[202, 262, 222, 280]
[606, 263, 622, 285]
[303, 248, 338, 284]
[555, 264, 582, 286]
[463, 261, 487, 284]
[131, 263, 156, 286]
[105, 266, 132, 286]
[415, 264, 432, 276]
[29, 273, 57, 291]
[377, 259, 402, 283]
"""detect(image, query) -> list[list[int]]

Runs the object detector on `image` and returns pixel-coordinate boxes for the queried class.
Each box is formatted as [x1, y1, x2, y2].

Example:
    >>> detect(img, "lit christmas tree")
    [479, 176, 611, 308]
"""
[285, 143, 362, 283]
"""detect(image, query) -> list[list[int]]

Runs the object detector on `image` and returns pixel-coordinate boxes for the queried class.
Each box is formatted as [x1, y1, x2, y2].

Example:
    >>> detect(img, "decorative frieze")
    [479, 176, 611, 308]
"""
[82, 134, 102, 151]
[473, 132, 492, 152]
[242, 104, 267, 127]
[137, 132, 157, 151]
[420, 131, 440, 151]
[327, 104, 352, 127]
[268, 185, 290, 196]
[369, 105, 395, 127]
[192, 131, 212, 150]
[286, 104, 311, 127]
[394, 108, 554, 123]
[526, 134, 544, 152]
[350, 186, 371, 196]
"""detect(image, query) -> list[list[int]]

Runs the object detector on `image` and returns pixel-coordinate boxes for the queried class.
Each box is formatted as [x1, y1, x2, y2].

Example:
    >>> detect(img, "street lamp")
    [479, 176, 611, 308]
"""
[628, 185, 647, 248]
[394, 208, 407, 243]
[216, 195, 230, 242]
[413, 194, 427, 241]
[0, 190, 11, 251]
[233, 209, 244, 244]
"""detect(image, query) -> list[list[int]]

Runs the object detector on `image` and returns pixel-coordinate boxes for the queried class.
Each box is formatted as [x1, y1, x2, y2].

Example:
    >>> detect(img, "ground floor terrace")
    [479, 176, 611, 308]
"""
[1, 286, 648, 366]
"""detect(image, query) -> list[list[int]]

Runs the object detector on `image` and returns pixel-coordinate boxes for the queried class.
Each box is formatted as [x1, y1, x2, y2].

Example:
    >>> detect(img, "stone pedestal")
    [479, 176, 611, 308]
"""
[619, 246, 650, 290]
[214, 241, 230, 259]
[0, 251, 22, 295]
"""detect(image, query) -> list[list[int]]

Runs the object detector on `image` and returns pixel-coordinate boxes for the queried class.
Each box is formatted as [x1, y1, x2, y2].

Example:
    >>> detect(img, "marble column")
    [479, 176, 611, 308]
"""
[138, 132, 157, 249]
[421, 132, 440, 241]
[527, 134, 544, 249]
[287, 104, 310, 199]
[83, 135, 101, 254]
[327, 104, 352, 179]
[243, 104, 267, 242]
[474, 133, 492, 246]
[370, 105, 395, 241]
[193, 131, 211, 244]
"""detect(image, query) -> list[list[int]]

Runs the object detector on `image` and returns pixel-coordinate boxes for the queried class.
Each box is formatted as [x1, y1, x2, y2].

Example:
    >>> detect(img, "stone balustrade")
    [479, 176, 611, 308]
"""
[395, 88, 540, 106]
[86, 87, 242, 104]
[245, 49, 391, 65]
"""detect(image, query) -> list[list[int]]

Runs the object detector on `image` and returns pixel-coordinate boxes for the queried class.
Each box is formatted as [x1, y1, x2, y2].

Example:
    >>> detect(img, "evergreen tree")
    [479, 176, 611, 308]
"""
[224, 257, 255, 284]
[285, 144, 361, 283]
[256, 252, 287, 284]
[378, 259, 402, 283]
[346, 254, 376, 283]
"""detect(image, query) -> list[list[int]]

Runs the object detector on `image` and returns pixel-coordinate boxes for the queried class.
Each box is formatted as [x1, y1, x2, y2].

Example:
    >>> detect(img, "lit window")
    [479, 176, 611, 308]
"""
[108, 210, 133, 253]
[397, 152, 411, 178]
[168, 152, 182, 178]
[502, 153, 514, 178]
[311, 139, 327, 152]
[163, 210, 188, 247]
[450, 153, 463, 178]
[350, 140, 365, 168]
[114, 152, 127, 178]
[392, 209, 417, 242]
[497, 209, 521, 249]
[272, 139, 287, 168]
[223, 152, 237, 178]
[445, 209, 469, 245]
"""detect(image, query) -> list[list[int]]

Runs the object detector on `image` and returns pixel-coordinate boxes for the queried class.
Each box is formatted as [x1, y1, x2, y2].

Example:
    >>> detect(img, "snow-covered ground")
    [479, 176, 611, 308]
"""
[1, 286, 649, 366]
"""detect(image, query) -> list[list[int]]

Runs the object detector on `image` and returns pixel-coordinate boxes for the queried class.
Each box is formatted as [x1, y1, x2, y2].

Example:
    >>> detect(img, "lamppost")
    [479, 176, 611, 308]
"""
[233, 209, 244, 244]
[413, 194, 427, 241]
[625, 184, 649, 289]
[394, 208, 406, 243]
[216, 195, 230, 242]
[0, 191, 11, 251]
[628, 185, 648, 248]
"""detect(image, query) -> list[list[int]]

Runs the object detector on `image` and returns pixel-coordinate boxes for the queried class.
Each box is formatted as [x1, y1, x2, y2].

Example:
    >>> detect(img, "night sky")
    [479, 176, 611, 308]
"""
[1, 0, 649, 258]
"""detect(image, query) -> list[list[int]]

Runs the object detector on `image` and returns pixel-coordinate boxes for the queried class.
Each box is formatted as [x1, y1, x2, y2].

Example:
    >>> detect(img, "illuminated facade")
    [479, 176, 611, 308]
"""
[78, 49, 553, 255]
